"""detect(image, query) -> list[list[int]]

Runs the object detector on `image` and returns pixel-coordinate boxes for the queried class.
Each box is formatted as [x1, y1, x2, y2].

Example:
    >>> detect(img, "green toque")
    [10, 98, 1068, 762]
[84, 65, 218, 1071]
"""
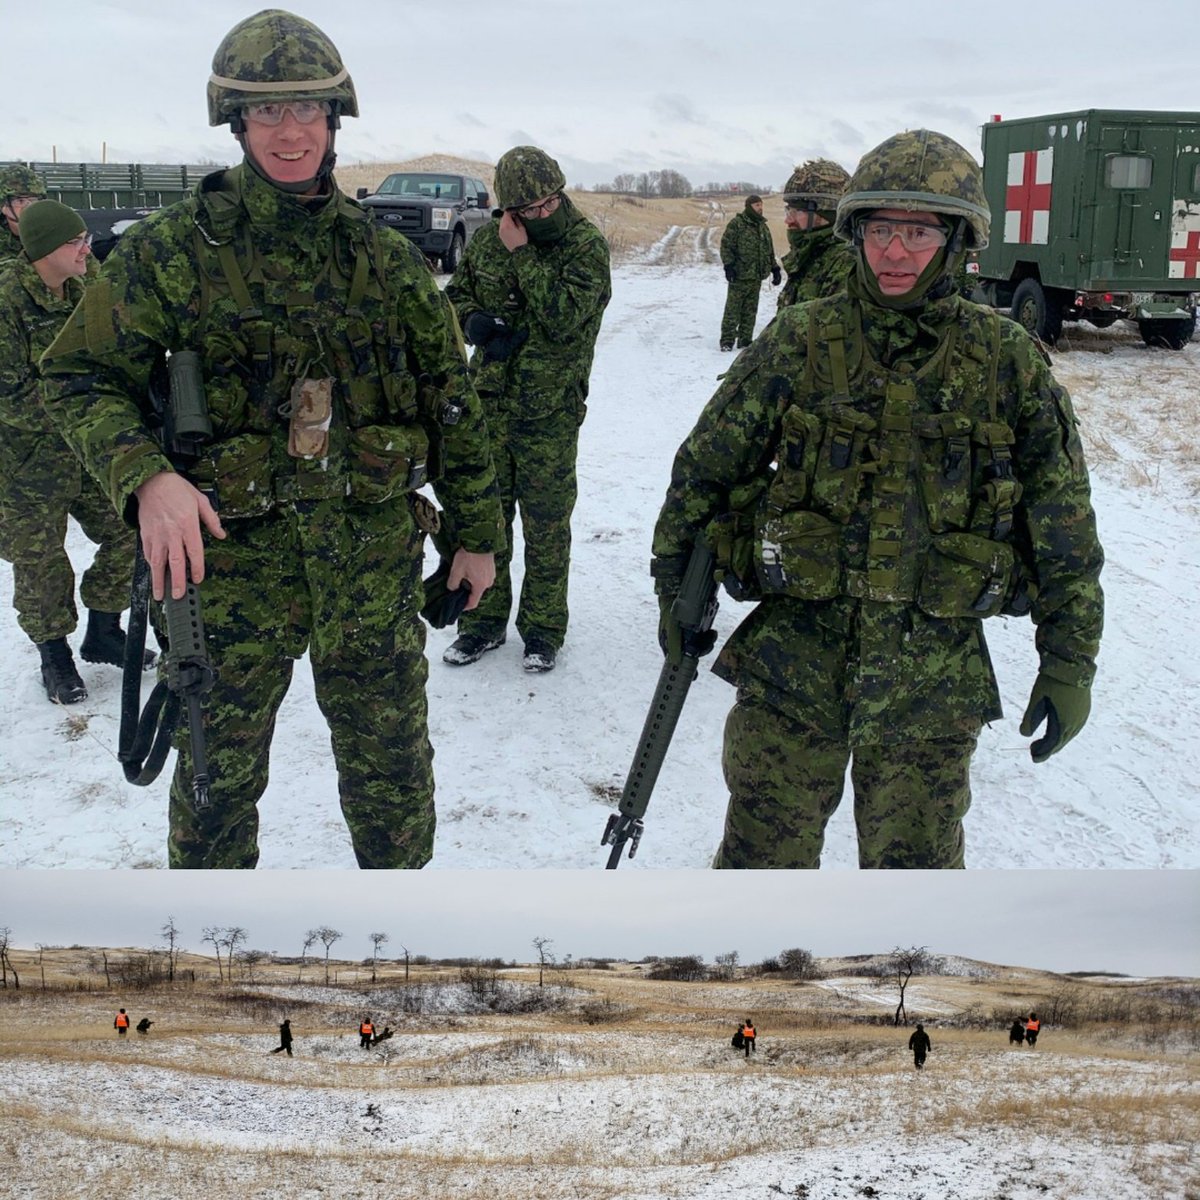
[19, 200, 86, 262]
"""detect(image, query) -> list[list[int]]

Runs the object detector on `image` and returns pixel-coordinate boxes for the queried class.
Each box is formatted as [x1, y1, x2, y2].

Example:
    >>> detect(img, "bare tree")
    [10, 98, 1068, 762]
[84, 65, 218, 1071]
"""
[369, 932, 389, 984]
[532, 936, 554, 988]
[399, 944, 410, 982]
[201, 926, 225, 983]
[238, 949, 269, 983]
[0, 927, 18, 989]
[658, 169, 692, 198]
[299, 929, 319, 983]
[779, 948, 819, 981]
[219, 927, 248, 980]
[611, 172, 635, 193]
[313, 927, 343, 985]
[714, 951, 740, 981]
[160, 916, 181, 982]
[888, 946, 932, 1026]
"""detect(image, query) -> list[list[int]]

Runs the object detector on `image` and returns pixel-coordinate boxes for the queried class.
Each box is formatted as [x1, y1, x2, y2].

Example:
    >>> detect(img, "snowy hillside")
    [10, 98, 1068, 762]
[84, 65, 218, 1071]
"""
[1, 263, 1196, 869]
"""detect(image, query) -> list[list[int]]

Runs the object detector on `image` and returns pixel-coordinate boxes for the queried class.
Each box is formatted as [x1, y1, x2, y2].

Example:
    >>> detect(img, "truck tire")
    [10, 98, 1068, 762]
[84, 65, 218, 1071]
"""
[1011, 278, 1063, 344]
[441, 230, 465, 275]
[1138, 313, 1196, 351]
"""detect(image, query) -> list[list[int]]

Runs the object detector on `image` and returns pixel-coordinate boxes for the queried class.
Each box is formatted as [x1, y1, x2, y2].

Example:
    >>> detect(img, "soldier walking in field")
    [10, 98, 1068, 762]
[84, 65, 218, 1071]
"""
[39, 9, 504, 869]
[652, 129, 1104, 869]
[0, 164, 47, 264]
[719, 195, 779, 350]
[1024, 1013, 1041, 1046]
[0, 200, 152, 704]
[776, 160, 856, 309]
[270, 1017, 293, 1056]
[909, 1022, 931, 1069]
[443, 146, 611, 673]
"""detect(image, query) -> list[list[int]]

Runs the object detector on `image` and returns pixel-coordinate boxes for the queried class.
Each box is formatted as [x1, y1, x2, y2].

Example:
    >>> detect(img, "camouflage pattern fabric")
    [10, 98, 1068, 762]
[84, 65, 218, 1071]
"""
[492, 146, 566, 210]
[0, 257, 135, 642]
[652, 271, 1104, 868]
[0, 221, 22, 265]
[777, 225, 855, 309]
[0, 163, 48, 201]
[721, 277, 764, 348]
[39, 163, 504, 869]
[782, 159, 851, 211]
[718, 692, 973, 868]
[445, 196, 610, 650]
[719, 206, 775, 282]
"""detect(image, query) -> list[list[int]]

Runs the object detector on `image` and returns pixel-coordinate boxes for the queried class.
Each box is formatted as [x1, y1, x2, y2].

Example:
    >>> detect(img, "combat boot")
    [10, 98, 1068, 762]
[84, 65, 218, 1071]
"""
[522, 636, 557, 673]
[442, 631, 506, 666]
[37, 638, 88, 705]
[80, 610, 156, 670]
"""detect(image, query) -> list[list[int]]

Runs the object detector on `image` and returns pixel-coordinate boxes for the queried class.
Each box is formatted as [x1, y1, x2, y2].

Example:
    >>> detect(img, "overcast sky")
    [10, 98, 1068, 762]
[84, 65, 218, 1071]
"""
[2, 870, 1197, 978]
[5, 1, 1193, 188]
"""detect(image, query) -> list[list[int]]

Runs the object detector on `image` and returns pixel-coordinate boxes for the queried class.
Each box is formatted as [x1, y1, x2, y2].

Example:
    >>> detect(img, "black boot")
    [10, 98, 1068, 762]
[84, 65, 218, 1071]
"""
[80, 610, 156, 670]
[37, 638, 88, 705]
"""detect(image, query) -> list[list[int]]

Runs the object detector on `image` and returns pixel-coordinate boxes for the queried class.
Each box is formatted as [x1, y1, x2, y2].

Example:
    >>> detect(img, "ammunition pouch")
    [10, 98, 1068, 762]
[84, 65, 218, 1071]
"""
[704, 476, 773, 603]
[347, 423, 431, 503]
[185, 432, 274, 519]
[917, 532, 1015, 619]
[755, 508, 842, 600]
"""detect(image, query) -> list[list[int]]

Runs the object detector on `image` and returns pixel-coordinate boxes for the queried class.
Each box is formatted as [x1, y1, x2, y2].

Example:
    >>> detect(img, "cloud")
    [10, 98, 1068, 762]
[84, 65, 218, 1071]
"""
[652, 94, 707, 127]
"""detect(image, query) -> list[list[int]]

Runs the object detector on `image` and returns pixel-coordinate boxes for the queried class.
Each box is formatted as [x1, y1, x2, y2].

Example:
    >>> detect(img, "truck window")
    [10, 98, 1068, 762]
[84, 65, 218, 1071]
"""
[1193, 163, 1200, 195]
[1106, 155, 1152, 189]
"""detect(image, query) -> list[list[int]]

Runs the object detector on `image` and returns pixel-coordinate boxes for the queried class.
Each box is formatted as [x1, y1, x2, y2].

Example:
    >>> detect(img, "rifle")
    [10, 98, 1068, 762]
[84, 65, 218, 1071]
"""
[601, 541, 719, 868]
[117, 351, 216, 810]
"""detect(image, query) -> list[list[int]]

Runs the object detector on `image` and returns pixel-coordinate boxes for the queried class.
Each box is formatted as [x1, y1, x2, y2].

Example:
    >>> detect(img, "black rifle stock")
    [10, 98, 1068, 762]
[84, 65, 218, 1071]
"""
[601, 542, 719, 868]
[117, 351, 216, 811]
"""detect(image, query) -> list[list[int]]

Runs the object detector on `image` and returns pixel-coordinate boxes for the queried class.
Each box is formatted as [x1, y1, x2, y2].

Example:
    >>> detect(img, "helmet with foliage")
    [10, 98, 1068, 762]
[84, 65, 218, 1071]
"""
[207, 9, 358, 127]
[493, 146, 566, 210]
[0, 164, 47, 204]
[834, 129, 989, 250]
[782, 158, 850, 212]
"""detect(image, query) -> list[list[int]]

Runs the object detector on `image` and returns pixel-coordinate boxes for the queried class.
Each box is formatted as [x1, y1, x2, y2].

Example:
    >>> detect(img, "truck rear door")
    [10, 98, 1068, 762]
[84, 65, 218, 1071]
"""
[1168, 135, 1200, 284]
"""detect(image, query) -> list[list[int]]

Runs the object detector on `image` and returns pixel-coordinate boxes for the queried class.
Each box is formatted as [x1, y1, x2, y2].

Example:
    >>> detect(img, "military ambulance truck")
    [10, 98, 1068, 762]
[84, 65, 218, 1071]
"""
[972, 110, 1199, 349]
[2, 160, 219, 259]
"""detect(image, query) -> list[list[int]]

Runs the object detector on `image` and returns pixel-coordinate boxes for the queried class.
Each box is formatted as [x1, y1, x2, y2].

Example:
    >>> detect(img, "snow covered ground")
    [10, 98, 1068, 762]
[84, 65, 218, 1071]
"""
[1, 263, 1197, 869]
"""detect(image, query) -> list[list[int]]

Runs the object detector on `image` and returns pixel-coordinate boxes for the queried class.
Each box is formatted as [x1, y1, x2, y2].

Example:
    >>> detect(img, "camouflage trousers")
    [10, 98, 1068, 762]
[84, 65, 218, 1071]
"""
[167, 496, 434, 870]
[0, 441, 135, 643]
[715, 692, 976, 869]
[457, 404, 581, 651]
[720, 278, 763, 347]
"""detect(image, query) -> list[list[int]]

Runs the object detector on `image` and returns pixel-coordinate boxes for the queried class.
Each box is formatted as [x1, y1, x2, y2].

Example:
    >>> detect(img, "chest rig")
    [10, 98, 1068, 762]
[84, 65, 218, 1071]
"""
[755, 294, 1025, 618]
[181, 171, 446, 516]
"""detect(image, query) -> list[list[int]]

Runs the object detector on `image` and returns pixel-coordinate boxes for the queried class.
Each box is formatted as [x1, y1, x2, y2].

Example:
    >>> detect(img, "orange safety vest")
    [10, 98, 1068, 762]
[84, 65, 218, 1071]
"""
[743, 1025, 755, 1038]
[115, 1013, 129, 1028]
[361, 1022, 374, 1035]
[1026, 1018, 1040, 1032]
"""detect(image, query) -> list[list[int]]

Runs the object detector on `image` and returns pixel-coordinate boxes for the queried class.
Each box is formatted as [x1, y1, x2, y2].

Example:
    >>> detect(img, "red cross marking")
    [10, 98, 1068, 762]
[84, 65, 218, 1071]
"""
[1169, 231, 1200, 279]
[1006, 151, 1052, 243]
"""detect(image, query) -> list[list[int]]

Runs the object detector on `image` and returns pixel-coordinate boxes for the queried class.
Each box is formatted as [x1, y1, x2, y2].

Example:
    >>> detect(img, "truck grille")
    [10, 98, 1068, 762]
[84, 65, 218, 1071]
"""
[370, 204, 425, 233]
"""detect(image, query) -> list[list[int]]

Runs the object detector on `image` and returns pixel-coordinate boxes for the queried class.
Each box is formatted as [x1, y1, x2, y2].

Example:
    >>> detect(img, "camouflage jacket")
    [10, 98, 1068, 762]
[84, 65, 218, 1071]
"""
[720, 209, 775, 282]
[38, 165, 504, 552]
[777, 226, 855, 309]
[0, 221, 22, 265]
[652, 278, 1104, 745]
[445, 198, 611, 419]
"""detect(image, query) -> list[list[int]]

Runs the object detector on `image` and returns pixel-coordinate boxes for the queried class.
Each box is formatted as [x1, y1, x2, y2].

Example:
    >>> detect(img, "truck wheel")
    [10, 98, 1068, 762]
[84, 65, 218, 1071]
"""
[441, 231, 465, 274]
[1011, 279, 1063, 344]
[1138, 313, 1196, 351]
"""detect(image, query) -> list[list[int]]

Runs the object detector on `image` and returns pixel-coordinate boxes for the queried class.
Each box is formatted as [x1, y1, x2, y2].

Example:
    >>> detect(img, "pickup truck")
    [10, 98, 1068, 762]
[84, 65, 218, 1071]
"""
[356, 171, 491, 273]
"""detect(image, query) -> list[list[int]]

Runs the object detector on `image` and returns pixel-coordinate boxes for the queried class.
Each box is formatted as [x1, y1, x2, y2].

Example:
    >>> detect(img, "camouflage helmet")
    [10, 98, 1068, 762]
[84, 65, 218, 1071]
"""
[0, 164, 47, 204]
[207, 9, 358, 127]
[493, 146, 566, 210]
[834, 129, 990, 250]
[782, 158, 851, 211]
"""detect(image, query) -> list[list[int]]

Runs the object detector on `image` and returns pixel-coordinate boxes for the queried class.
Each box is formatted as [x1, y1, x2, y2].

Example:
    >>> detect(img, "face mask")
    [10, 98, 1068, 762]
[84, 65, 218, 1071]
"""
[522, 203, 571, 245]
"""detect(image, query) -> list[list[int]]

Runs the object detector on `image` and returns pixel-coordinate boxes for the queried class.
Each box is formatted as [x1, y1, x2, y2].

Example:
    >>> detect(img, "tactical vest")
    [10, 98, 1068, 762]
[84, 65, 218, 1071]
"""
[178, 170, 452, 518]
[750, 295, 1029, 619]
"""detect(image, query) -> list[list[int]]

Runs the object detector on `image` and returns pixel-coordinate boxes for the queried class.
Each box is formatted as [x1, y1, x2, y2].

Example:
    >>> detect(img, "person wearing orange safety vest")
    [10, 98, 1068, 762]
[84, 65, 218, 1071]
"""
[1024, 1013, 1040, 1047]
[741, 1018, 756, 1058]
[359, 1016, 375, 1048]
[114, 1008, 130, 1037]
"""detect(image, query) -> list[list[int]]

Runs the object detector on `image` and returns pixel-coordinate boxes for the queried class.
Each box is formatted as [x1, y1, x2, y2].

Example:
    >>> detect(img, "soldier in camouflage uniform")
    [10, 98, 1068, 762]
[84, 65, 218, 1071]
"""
[443, 146, 610, 672]
[40, 9, 504, 869]
[0, 200, 146, 704]
[719, 195, 779, 350]
[777, 159, 855, 309]
[0, 164, 48, 263]
[653, 129, 1104, 869]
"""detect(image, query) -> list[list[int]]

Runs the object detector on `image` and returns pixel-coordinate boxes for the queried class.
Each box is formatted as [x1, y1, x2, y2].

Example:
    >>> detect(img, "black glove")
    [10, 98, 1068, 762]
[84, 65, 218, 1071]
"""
[657, 595, 717, 667]
[462, 311, 505, 347]
[723, 264, 737, 283]
[481, 326, 528, 365]
[420, 560, 472, 629]
[771, 265, 782, 286]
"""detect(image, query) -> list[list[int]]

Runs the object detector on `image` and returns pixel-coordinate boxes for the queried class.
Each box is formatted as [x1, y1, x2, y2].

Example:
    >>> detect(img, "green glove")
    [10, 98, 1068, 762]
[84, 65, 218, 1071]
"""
[1019, 672, 1092, 763]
